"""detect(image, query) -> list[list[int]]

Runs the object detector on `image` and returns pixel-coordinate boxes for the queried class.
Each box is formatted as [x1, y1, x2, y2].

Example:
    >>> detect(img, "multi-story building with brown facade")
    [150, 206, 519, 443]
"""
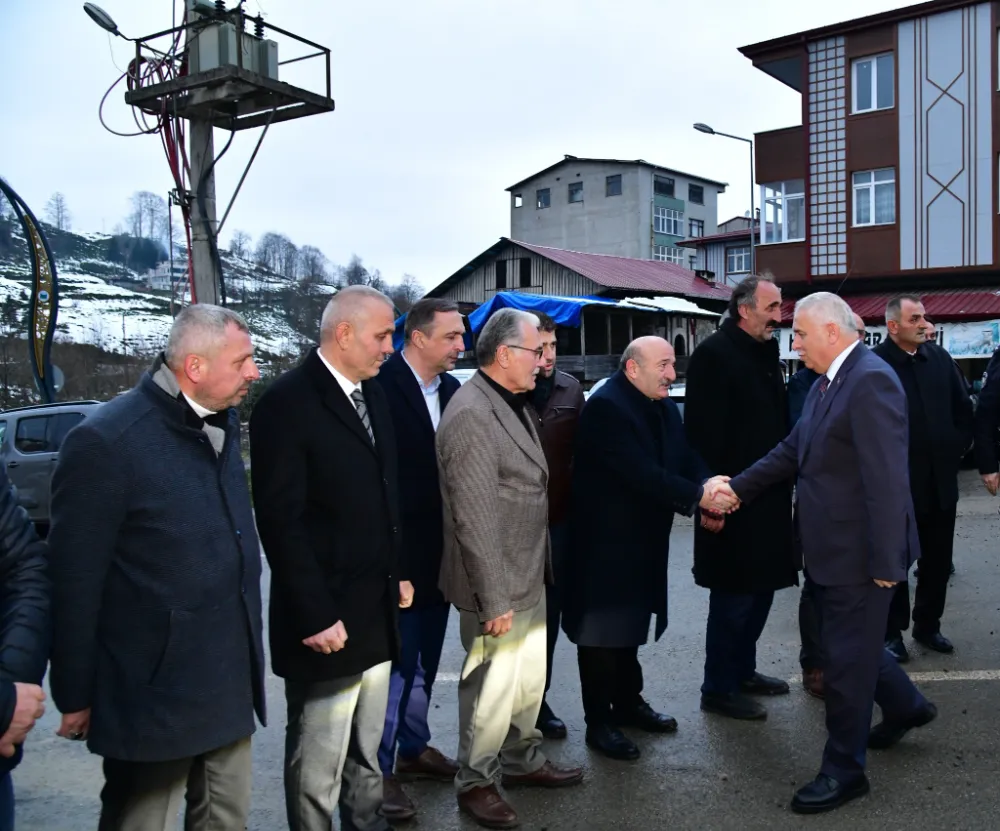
[722, 0, 1000, 373]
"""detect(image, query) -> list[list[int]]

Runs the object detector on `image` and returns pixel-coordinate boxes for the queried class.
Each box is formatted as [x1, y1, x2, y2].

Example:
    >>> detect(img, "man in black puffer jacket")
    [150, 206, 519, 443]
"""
[0, 465, 50, 831]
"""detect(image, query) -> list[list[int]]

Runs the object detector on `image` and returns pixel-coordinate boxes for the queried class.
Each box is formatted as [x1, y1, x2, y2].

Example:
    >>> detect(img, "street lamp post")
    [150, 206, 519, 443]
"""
[693, 123, 755, 276]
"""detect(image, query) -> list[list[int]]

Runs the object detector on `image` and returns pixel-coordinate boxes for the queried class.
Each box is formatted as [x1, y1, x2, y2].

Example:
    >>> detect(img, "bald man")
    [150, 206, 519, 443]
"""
[563, 337, 734, 762]
[250, 285, 406, 831]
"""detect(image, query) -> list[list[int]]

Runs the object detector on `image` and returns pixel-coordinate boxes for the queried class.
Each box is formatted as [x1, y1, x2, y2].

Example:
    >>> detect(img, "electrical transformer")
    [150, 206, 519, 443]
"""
[186, 0, 279, 81]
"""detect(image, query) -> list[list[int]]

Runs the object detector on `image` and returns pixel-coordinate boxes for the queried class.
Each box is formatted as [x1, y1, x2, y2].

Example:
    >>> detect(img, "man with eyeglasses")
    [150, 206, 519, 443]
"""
[437, 308, 584, 830]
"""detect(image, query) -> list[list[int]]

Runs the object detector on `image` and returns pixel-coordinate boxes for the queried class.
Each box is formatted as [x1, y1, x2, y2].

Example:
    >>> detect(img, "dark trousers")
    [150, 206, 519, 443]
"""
[816, 582, 928, 784]
[543, 523, 570, 697]
[577, 646, 643, 727]
[887, 504, 957, 637]
[701, 590, 774, 695]
[799, 570, 823, 671]
[378, 600, 450, 776]
[0, 772, 11, 831]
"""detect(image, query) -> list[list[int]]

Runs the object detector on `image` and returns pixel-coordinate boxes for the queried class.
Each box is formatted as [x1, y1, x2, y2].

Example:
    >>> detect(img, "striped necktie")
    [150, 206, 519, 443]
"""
[350, 389, 375, 445]
[817, 376, 830, 399]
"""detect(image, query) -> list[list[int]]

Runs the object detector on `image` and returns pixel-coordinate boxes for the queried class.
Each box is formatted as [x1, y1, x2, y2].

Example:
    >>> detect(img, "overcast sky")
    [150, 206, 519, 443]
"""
[4, 0, 911, 292]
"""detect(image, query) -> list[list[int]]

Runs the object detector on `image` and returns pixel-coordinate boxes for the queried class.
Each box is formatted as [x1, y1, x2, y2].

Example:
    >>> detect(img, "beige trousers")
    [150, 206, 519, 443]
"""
[456, 596, 548, 792]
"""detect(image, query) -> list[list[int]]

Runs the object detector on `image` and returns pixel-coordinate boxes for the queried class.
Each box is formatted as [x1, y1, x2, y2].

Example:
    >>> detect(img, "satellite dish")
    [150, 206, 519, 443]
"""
[83, 3, 121, 36]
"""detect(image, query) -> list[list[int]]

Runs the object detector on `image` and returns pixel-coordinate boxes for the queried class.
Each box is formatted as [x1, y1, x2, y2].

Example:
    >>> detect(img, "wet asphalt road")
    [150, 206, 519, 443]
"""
[14, 470, 1000, 830]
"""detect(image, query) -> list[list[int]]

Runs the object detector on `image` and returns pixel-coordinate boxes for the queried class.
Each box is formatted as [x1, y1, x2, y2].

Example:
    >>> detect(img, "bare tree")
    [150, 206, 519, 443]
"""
[229, 230, 252, 260]
[389, 274, 423, 313]
[298, 245, 328, 282]
[254, 232, 284, 273]
[340, 254, 370, 287]
[278, 236, 298, 280]
[128, 191, 166, 240]
[45, 192, 71, 231]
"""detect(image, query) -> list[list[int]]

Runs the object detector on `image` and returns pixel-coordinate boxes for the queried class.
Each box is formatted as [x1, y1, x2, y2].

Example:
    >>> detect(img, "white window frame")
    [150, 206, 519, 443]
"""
[852, 168, 896, 226]
[760, 180, 806, 244]
[653, 206, 684, 236]
[689, 218, 705, 237]
[652, 244, 683, 264]
[726, 246, 751, 274]
[852, 53, 894, 114]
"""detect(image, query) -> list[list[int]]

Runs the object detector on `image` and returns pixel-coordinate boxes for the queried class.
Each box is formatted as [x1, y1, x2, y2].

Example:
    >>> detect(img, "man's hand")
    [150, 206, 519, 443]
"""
[701, 512, 725, 533]
[483, 610, 514, 638]
[55, 706, 89, 748]
[0, 684, 46, 756]
[399, 580, 415, 609]
[302, 621, 348, 654]
[702, 477, 739, 513]
[983, 472, 999, 496]
[873, 579, 897, 588]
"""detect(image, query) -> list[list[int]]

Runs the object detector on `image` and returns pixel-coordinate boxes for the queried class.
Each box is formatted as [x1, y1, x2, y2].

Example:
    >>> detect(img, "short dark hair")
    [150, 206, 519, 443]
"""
[534, 311, 556, 333]
[404, 298, 460, 341]
[726, 274, 774, 320]
[884, 294, 923, 324]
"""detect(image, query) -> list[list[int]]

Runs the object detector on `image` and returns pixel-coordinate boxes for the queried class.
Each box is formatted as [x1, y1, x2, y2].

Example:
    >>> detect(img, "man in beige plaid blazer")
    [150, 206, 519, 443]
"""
[436, 308, 584, 829]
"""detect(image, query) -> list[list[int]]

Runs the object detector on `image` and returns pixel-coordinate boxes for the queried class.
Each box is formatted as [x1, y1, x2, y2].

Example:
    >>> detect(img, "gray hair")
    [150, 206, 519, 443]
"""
[619, 341, 641, 371]
[476, 308, 539, 366]
[726, 274, 775, 320]
[885, 294, 923, 324]
[320, 285, 394, 340]
[794, 292, 856, 332]
[165, 304, 249, 368]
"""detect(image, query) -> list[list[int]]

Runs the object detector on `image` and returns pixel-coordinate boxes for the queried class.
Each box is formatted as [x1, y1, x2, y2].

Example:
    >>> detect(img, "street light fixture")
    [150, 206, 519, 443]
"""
[83, 3, 123, 37]
[693, 122, 756, 277]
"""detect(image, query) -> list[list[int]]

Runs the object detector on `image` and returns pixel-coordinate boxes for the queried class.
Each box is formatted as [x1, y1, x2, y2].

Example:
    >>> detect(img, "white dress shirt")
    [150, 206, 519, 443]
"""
[182, 393, 216, 419]
[826, 338, 860, 384]
[317, 349, 362, 399]
[401, 350, 442, 431]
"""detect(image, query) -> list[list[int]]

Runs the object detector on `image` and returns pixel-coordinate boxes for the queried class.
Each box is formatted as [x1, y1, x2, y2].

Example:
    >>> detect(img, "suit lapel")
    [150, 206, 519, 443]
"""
[305, 350, 378, 457]
[801, 345, 865, 464]
[472, 374, 547, 472]
[387, 354, 434, 435]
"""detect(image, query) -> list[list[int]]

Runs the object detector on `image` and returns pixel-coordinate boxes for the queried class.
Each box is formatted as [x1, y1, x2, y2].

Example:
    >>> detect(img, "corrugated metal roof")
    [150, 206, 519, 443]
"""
[779, 288, 1000, 322]
[512, 240, 733, 300]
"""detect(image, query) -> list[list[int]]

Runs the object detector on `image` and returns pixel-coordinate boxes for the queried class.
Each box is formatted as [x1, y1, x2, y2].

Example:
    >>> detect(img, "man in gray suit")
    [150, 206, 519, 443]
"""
[437, 308, 584, 830]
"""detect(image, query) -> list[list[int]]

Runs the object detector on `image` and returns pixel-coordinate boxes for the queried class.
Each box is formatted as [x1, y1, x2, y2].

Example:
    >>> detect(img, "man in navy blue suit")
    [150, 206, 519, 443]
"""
[721, 292, 937, 815]
[373, 298, 465, 821]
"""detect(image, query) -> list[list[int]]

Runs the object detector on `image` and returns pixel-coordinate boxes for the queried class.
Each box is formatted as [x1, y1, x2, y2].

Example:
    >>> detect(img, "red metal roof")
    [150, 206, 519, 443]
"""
[780, 288, 1000, 322]
[511, 240, 733, 301]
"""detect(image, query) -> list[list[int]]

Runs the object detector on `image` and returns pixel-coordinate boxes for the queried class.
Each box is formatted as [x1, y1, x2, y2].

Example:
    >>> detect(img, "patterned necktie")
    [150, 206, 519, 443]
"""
[818, 376, 830, 399]
[350, 389, 375, 445]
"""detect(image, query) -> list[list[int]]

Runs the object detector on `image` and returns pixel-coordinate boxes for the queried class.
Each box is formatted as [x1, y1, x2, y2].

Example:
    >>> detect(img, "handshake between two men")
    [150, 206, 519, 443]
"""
[697, 476, 741, 534]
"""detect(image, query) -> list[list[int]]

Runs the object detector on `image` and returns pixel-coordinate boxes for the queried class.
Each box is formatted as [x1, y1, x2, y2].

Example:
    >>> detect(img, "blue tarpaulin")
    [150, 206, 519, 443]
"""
[392, 292, 660, 350]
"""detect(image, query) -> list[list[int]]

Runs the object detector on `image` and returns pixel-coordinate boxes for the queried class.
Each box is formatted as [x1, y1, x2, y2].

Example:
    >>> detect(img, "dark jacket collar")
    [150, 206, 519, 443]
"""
[720, 317, 780, 362]
[478, 369, 527, 413]
[879, 335, 927, 365]
[139, 354, 236, 437]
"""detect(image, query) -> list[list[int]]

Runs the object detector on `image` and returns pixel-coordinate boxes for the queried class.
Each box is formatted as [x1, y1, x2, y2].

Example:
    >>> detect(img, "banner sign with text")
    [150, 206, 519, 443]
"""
[778, 320, 1000, 361]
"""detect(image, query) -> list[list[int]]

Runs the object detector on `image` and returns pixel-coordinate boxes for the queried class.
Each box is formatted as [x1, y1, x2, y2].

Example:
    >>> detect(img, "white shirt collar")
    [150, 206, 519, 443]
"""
[826, 339, 861, 384]
[182, 392, 216, 419]
[317, 349, 362, 399]
[401, 350, 442, 394]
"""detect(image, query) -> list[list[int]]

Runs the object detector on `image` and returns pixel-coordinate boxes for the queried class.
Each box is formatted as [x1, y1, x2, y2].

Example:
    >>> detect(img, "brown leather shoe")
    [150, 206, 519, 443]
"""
[381, 775, 416, 822]
[395, 745, 459, 782]
[501, 760, 584, 789]
[803, 668, 824, 700]
[457, 784, 519, 829]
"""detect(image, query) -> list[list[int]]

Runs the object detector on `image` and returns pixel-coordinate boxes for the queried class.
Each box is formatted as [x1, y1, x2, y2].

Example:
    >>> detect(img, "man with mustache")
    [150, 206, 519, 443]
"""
[684, 275, 797, 721]
[563, 337, 735, 762]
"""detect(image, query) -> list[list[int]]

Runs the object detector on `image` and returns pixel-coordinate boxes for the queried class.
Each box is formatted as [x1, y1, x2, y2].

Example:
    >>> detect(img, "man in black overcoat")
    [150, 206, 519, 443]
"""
[874, 295, 973, 661]
[684, 276, 796, 721]
[250, 285, 406, 831]
[563, 336, 734, 762]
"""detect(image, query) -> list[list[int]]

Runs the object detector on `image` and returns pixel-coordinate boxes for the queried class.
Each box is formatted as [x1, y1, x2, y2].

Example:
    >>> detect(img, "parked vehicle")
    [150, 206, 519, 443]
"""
[0, 400, 102, 533]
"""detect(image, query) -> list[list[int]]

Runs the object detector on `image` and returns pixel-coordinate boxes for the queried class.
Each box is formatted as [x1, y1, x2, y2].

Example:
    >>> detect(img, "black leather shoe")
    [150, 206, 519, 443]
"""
[585, 724, 640, 761]
[868, 702, 938, 749]
[885, 634, 910, 663]
[536, 700, 567, 740]
[913, 630, 954, 654]
[740, 672, 790, 696]
[700, 692, 767, 720]
[791, 774, 870, 814]
[614, 700, 678, 733]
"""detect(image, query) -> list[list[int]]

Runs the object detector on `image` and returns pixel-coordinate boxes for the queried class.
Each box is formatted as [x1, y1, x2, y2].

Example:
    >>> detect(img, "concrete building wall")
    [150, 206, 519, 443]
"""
[898, 3, 993, 270]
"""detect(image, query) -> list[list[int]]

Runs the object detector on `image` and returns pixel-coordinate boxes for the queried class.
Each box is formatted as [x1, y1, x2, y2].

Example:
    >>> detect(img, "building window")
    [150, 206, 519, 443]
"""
[852, 53, 894, 113]
[653, 206, 684, 236]
[688, 184, 705, 205]
[726, 246, 751, 274]
[689, 219, 704, 237]
[519, 257, 532, 288]
[513, 193, 523, 208]
[852, 168, 896, 225]
[606, 174, 622, 197]
[536, 188, 550, 209]
[688, 255, 697, 269]
[495, 260, 506, 290]
[568, 182, 583, 203]
[654, 175, 674, 197]
[761, 180, 805, 243]
[652, 245, 683, 264]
